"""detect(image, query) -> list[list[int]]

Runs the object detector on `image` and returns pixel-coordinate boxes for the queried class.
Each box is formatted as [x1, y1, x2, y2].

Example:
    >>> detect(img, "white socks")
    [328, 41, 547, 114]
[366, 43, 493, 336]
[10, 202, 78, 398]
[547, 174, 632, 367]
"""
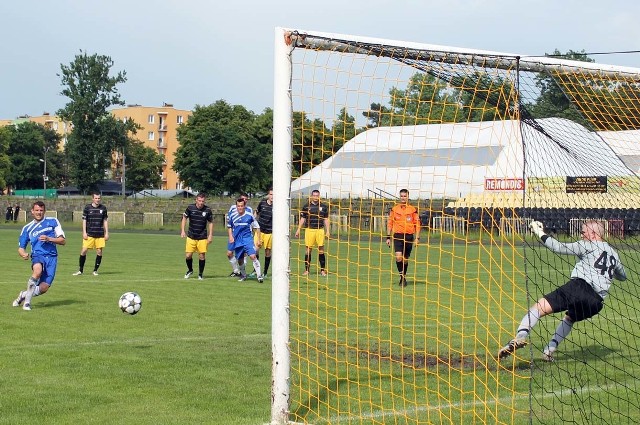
[24, 277, 38, 306]
[252, 258, 262, 277]
[229, 257, 239, 273]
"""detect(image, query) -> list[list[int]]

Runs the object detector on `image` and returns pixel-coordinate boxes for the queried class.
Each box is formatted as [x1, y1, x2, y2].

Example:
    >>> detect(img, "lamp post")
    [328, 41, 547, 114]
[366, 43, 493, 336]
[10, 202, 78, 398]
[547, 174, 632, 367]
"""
[40, 147, 49, 198]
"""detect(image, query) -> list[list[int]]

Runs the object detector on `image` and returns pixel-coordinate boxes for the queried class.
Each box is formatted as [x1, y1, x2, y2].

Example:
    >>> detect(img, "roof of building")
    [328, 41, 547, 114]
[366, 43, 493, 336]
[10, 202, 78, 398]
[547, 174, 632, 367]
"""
[290, 118, 637, 199]
[129, 189, 197, 199]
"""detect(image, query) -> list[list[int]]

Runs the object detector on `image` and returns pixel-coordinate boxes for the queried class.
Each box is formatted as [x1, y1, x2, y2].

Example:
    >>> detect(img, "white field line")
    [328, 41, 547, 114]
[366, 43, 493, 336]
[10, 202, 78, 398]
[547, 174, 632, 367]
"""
[0, 334, 267, 351]
[326, 381, 623, 424]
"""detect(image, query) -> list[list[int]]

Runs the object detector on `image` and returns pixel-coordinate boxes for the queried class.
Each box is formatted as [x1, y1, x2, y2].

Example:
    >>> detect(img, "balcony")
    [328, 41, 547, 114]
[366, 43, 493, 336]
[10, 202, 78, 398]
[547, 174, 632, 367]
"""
[157, 138, 165, 148]
[158, 124, 167, 131]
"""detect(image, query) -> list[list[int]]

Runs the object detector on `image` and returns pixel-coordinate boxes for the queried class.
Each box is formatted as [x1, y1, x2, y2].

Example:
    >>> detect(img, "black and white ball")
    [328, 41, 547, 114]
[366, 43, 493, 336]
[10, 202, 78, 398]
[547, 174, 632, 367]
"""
[119, 292, 142, 315]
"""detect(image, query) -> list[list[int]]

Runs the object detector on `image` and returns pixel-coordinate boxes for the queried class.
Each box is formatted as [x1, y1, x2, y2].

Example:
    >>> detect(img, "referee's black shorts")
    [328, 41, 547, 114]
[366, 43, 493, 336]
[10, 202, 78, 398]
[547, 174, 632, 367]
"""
[544, 278, 604, 322]
[392, 233, 415, 258]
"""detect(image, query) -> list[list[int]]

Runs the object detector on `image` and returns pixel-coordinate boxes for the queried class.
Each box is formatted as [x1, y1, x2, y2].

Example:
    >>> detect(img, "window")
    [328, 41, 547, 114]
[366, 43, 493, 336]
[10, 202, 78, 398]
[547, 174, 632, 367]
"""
[148, 114, 155, 124]
[148, 131, 155, 141]
[177, 115, 183, 124]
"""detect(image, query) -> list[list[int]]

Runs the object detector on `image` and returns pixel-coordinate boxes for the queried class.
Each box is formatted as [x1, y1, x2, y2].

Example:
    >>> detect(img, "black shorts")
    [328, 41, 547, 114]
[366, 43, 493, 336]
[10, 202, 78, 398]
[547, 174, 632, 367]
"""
[544, 278, 604, 322]
[392, 233, 415, 259]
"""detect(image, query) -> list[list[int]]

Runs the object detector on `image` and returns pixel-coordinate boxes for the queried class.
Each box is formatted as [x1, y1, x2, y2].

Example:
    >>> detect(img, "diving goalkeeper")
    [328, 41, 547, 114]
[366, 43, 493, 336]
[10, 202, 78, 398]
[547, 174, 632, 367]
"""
[498, 220, 626, 362]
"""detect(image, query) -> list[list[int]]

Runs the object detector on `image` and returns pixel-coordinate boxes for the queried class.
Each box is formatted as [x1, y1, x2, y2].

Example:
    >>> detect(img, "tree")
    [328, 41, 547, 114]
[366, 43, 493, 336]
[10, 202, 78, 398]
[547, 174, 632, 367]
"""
[331, 108, 358, 152]
[526, 49, 594, 126]
[173, 100, 270, 195]
[98, 114, 163, 192]
[123, 139, 164, 192]
[0, 126, 12, 190]
[362, 102, 393, 128]
[291, 111, 329, 178]
[57, 51, 127, 193]
[454, 72, 517, 122]
[5, 122, 63, 191]
[253, 107, 274, 190]
[386, 72, 459, 125]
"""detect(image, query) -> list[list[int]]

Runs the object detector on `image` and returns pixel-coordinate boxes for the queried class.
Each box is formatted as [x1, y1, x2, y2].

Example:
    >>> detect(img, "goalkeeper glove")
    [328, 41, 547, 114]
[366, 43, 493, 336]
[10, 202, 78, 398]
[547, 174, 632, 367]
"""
[529, 220, 545, 238]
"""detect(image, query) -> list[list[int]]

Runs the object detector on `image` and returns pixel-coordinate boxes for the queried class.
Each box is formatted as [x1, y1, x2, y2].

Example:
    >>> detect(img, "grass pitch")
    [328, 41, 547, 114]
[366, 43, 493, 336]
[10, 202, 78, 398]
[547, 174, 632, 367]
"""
[1, 226, 639, 424]
[0, 228, 271, 425]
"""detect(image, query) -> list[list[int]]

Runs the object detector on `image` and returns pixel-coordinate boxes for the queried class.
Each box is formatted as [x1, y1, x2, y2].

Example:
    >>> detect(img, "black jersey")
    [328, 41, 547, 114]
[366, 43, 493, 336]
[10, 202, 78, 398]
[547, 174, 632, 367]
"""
[300, 201, 328, 229]
[83, 203, 108, 237]
[256, 199, 273, 234]
[183, 203, 213, 240]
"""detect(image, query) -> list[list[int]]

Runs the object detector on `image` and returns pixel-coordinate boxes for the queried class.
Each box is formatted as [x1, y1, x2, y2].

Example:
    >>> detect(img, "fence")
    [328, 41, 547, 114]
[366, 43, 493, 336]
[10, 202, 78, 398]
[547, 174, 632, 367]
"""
[568, 218, 624, 239]
[499, 217, 529, 235]
[432, 216, 466, 234]
[143, 212, 164, 228]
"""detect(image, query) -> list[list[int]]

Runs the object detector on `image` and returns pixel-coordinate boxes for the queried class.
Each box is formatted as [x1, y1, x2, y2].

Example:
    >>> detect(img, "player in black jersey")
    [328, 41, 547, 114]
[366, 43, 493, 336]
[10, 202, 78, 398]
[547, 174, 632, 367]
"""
[181, 193, 214, 280]
[254, 189, 273, 277]
[294, 190, 330, 276]
[72, 193, 109, 276]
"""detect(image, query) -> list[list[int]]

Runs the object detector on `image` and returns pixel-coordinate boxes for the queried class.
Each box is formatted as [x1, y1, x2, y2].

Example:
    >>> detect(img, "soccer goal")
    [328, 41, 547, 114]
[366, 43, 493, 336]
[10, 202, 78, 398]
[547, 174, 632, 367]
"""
[272, 27, 640, 425]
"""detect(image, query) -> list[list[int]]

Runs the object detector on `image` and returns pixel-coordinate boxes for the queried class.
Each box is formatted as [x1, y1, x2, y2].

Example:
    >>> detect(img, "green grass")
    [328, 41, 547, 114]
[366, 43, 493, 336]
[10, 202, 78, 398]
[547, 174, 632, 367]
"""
[1, 226, 639, 424]
[287, 233, 640, 424]
[0, 228, 271, 425]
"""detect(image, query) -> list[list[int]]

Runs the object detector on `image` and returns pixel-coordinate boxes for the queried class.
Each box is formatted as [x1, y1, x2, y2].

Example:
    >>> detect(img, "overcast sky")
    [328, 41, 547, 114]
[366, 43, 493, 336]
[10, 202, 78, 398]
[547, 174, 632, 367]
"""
[2, 0, 640, 119]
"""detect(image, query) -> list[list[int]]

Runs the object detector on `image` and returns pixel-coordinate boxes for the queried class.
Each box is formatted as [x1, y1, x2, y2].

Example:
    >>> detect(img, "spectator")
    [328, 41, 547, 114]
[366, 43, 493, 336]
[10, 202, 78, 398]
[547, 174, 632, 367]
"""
[13, 203, 20, 222]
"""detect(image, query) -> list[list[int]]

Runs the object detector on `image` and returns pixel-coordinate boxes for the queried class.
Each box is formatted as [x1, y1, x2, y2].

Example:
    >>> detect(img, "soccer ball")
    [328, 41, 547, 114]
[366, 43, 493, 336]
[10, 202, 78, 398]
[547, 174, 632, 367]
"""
[119, 292, 142, 315]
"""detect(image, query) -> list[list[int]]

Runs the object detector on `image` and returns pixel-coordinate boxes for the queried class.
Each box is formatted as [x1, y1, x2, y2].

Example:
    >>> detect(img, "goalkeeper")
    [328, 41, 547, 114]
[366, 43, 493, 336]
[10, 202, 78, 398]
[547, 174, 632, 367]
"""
[498, 220, 626, 361]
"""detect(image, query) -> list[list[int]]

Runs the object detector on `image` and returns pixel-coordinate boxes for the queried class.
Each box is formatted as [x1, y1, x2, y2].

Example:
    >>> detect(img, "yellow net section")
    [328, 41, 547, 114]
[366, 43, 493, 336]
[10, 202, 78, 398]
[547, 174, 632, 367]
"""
[282, 31, 640, 424]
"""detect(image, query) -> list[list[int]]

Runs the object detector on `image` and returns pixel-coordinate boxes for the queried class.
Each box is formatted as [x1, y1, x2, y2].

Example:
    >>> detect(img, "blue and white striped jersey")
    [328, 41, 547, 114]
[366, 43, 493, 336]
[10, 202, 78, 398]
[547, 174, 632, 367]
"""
[18, 217, 66, 257]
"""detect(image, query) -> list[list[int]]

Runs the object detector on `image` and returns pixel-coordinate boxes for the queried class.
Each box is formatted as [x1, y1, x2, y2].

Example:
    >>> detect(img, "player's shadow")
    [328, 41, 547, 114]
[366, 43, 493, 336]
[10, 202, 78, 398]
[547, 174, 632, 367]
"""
[39, 299, 83, 308]
[292, 377, 349, 420]
[563, 344, 617, 362]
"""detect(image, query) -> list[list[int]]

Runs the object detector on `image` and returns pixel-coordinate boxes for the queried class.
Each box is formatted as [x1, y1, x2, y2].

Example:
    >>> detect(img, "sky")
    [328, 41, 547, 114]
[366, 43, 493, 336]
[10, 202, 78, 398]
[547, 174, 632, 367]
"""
[3, 0, 640, 119]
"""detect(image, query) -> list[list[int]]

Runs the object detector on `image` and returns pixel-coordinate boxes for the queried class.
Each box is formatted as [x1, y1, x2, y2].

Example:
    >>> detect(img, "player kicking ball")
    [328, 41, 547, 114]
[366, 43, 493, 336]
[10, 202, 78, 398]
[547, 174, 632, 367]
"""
[13, 201, 66, 311]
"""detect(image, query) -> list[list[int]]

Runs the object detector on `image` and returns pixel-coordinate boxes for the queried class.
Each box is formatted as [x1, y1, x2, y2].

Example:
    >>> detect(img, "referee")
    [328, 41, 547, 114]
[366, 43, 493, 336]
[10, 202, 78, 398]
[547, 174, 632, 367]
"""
[386, 189, 420, 287]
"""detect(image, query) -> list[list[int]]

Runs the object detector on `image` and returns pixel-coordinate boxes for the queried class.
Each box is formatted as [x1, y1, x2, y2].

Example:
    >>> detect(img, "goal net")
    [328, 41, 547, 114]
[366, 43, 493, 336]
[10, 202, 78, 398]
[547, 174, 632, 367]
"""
[272, 27, 640, 424]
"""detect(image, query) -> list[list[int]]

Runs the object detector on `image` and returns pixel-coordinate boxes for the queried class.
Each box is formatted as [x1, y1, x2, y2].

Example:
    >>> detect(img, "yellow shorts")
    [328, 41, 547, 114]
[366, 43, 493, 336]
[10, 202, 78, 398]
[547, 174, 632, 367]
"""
[304, 229, 325, 248]
[185, 237, 208, 253]
[258, 232, 272, 250]
[82, 237, 106, 250]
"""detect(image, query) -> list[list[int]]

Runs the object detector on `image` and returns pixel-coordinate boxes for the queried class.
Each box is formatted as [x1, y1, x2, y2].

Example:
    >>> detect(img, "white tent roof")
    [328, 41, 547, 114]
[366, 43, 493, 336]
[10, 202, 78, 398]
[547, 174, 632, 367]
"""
[290, 118, 637, 199]
[130, 189, 197, 199]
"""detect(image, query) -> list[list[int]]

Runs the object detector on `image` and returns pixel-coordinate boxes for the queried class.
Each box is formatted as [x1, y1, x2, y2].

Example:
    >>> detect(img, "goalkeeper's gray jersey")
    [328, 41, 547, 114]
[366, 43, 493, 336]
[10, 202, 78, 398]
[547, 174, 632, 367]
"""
[543, 237, 627, 298]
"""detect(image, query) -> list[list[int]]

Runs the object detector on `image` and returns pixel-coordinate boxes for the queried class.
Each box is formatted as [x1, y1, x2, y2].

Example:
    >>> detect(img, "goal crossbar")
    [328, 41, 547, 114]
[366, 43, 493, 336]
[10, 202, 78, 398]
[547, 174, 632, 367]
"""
[285, 29, 640, 78]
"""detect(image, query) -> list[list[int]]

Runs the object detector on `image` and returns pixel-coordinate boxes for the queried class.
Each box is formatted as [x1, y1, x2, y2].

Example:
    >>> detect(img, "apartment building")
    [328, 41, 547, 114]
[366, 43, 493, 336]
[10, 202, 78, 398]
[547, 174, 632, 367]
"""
[1, 113, 73, 146]
[111, 103, 191, 190]
[1, 104, 191, 191]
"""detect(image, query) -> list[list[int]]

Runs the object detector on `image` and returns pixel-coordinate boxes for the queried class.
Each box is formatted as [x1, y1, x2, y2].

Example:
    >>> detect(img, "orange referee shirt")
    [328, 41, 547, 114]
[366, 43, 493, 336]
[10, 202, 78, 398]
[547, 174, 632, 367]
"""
[388, 204, 420, 234]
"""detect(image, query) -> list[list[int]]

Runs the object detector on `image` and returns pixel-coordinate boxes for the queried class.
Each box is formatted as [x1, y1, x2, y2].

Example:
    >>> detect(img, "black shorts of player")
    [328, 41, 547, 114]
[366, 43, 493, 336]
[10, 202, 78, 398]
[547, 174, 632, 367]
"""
[392, 233, 415, 258]
[544, 278, 604, 322]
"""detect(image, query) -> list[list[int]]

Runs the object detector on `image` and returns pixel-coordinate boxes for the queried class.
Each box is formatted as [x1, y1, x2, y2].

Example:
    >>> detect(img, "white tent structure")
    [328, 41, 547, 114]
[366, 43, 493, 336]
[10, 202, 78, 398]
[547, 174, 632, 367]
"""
[290, 118, 638, 200]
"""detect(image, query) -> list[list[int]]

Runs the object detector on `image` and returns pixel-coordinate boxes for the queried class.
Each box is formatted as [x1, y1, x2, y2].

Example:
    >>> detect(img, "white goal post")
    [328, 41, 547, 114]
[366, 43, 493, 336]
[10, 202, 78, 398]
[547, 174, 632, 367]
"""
[271, 26, 293, 425]
[271, 26, 640, 425]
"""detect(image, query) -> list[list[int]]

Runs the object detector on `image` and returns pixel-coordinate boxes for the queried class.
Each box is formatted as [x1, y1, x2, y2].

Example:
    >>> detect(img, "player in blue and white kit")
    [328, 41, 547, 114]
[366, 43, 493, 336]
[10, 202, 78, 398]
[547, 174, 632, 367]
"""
[13, 201, 66, 311]
[499, 220, 627, 361]
[226, 193, 253, 277]
[227, 198, 263, 283]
